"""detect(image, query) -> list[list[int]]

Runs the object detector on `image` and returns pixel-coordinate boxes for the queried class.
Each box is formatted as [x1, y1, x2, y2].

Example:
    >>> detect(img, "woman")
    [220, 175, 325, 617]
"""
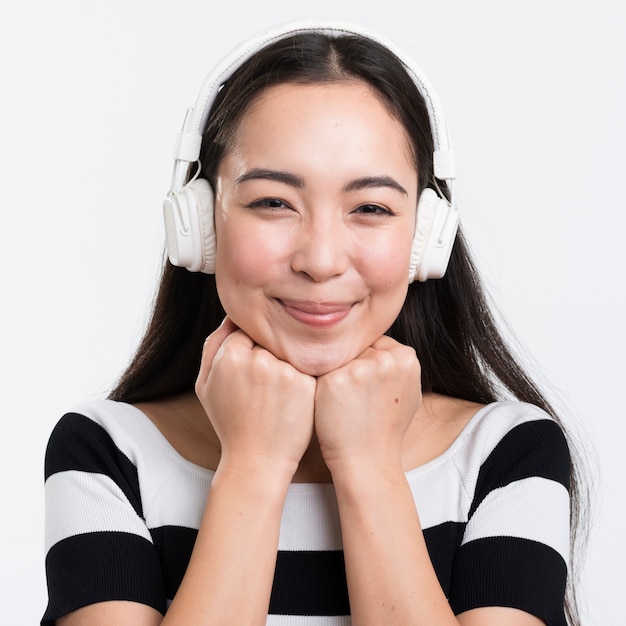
[42, 22, 584, 626]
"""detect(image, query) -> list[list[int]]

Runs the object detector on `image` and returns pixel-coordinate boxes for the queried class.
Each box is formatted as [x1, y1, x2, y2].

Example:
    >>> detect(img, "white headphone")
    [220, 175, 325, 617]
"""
[163, 21, 459, 282]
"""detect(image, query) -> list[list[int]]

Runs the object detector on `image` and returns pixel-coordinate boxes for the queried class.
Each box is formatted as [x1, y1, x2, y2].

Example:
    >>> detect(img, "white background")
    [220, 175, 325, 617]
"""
[2, 1, 624, 624]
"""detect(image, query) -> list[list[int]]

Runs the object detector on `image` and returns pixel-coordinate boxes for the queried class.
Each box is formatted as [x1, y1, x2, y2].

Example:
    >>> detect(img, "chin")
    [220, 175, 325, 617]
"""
[283, 347, 354, 378]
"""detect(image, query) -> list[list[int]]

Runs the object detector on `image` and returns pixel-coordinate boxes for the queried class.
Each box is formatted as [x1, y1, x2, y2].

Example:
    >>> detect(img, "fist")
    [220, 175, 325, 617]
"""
[196, 319, 316, 476]
[314, 336, 422, 472]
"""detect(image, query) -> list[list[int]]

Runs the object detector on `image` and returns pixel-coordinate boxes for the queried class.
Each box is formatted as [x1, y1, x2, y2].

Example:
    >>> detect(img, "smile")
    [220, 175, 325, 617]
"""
[278, 299, 354, 329]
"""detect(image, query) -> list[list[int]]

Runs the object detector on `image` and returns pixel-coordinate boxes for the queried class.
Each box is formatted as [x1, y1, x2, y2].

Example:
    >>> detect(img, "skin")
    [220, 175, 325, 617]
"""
[213, 81, 417, 377]
[57, 82, 544, 626]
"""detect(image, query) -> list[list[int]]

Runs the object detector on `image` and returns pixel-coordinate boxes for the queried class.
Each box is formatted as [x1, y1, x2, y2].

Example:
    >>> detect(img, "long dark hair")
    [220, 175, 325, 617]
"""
[109, 31, 586, 625]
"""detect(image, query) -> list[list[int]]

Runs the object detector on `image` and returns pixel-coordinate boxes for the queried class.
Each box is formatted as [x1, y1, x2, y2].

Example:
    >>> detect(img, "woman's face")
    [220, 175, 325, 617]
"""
[214, 80, 419, 376]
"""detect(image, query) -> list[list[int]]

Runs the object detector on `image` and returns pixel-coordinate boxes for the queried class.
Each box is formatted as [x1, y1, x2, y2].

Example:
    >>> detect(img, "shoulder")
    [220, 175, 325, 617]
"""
[464, 402, 571, 521]
[45, 398, 214, 505]
[448, 402, 571, 621]
[43, 399, 203, 553]
[48, 397, 152, 436]
[460, 401, 570, 480]
[46, 399, 166, 474]
[44, 398, 188, 505]
[44, 400, 162, 523]
[43, 400, 172, 623]
[431, 401, 572, 532]
[458, 403, 571, 561]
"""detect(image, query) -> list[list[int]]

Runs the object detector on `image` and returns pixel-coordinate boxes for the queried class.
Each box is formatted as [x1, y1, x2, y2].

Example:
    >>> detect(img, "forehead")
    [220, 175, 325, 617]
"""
[226, 80, 416, 172]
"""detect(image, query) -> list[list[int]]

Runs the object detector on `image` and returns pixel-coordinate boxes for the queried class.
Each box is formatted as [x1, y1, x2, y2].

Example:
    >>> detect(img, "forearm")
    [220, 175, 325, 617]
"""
[331, 464, 459, 626]
[162, 464, 291, 626]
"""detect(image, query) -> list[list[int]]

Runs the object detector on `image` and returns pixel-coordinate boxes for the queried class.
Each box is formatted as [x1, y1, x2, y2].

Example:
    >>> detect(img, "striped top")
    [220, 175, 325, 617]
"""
[42, 399, 570, 625]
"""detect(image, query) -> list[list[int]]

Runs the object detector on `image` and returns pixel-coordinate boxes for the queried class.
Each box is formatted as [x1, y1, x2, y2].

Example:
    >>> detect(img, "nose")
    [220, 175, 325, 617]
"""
[290, 217, 350, 282]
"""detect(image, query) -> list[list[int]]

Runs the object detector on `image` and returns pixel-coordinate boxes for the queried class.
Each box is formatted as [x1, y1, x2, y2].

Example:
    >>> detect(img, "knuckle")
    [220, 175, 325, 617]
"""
[376, 350, 396, 374]
[251, 347, 275, 373]
[194, 376, 205, 396]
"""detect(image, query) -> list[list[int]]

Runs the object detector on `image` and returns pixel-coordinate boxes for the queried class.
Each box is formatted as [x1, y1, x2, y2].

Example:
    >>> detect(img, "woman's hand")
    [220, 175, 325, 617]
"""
[314, 335, 422, 474]
[195, 318, 316, 479]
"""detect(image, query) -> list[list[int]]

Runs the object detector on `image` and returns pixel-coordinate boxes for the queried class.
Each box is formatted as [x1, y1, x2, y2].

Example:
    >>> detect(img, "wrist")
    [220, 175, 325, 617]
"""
[327, 458, 406, 491]
[214, 454, 296, 493]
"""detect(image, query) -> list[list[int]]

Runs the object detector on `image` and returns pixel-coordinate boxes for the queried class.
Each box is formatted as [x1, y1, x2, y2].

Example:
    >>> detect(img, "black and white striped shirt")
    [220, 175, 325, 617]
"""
[42, 400, 570, 625]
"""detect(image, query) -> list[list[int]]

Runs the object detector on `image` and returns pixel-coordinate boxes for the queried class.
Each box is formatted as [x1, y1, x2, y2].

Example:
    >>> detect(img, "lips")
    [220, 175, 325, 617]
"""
[278, 299, 354, 329]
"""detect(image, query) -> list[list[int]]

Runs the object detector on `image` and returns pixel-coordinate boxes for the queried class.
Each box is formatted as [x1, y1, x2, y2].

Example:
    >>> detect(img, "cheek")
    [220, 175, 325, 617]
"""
[215, 222, 288, 289]
[358, 233, 413, 292]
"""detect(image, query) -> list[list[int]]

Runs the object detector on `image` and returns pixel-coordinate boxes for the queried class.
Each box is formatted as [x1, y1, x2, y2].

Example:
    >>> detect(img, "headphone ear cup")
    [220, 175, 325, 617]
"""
[409, 188, 459, 282]
[193, 179, 217, 273]
[163, 178, 216, 273]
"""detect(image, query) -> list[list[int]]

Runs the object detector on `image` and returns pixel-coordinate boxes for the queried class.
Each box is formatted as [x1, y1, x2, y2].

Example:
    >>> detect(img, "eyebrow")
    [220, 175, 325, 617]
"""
[235, 169, 408, 196]
[342, 175, 408, 196]
[235, 169, 304, 188]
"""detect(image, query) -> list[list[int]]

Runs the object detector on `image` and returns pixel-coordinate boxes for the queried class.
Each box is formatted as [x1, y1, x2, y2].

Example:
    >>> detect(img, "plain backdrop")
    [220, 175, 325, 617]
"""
[2, 1, 624, 623]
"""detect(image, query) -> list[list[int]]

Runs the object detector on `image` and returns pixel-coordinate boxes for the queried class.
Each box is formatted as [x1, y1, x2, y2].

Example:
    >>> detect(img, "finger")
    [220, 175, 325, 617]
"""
[354, 336, 419, 377]
[197, 317, 239, 381]
[350, 336, 398, 364]
[369, 334, 401, 352]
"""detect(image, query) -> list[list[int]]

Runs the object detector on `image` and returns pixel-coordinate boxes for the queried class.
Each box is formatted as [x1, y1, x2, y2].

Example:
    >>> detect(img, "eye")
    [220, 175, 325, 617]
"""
[354, 203, 395, 216]
[247, 198, 291, 210]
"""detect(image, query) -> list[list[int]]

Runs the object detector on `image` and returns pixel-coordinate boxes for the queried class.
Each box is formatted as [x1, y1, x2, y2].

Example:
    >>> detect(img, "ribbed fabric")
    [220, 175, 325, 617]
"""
[42, 400, 570, 625]
[449, 537, 567, 623]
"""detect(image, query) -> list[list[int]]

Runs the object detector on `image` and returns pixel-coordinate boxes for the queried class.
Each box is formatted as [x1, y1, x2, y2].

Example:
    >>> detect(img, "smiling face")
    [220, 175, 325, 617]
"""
[214, 81, 419, 376]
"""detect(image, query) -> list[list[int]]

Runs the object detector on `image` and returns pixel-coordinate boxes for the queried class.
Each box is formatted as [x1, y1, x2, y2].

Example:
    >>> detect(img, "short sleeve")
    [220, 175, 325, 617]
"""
[448, 418, 571, 626]
[42, 412, 167, 625]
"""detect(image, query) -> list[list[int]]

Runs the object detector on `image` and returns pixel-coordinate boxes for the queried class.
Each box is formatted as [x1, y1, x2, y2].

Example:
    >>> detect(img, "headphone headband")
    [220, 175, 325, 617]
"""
[169, 21, 455, 195]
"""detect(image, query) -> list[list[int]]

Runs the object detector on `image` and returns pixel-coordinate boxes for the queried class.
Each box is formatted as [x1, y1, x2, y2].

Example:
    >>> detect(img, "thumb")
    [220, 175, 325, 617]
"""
[197, 317, 238, 382]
